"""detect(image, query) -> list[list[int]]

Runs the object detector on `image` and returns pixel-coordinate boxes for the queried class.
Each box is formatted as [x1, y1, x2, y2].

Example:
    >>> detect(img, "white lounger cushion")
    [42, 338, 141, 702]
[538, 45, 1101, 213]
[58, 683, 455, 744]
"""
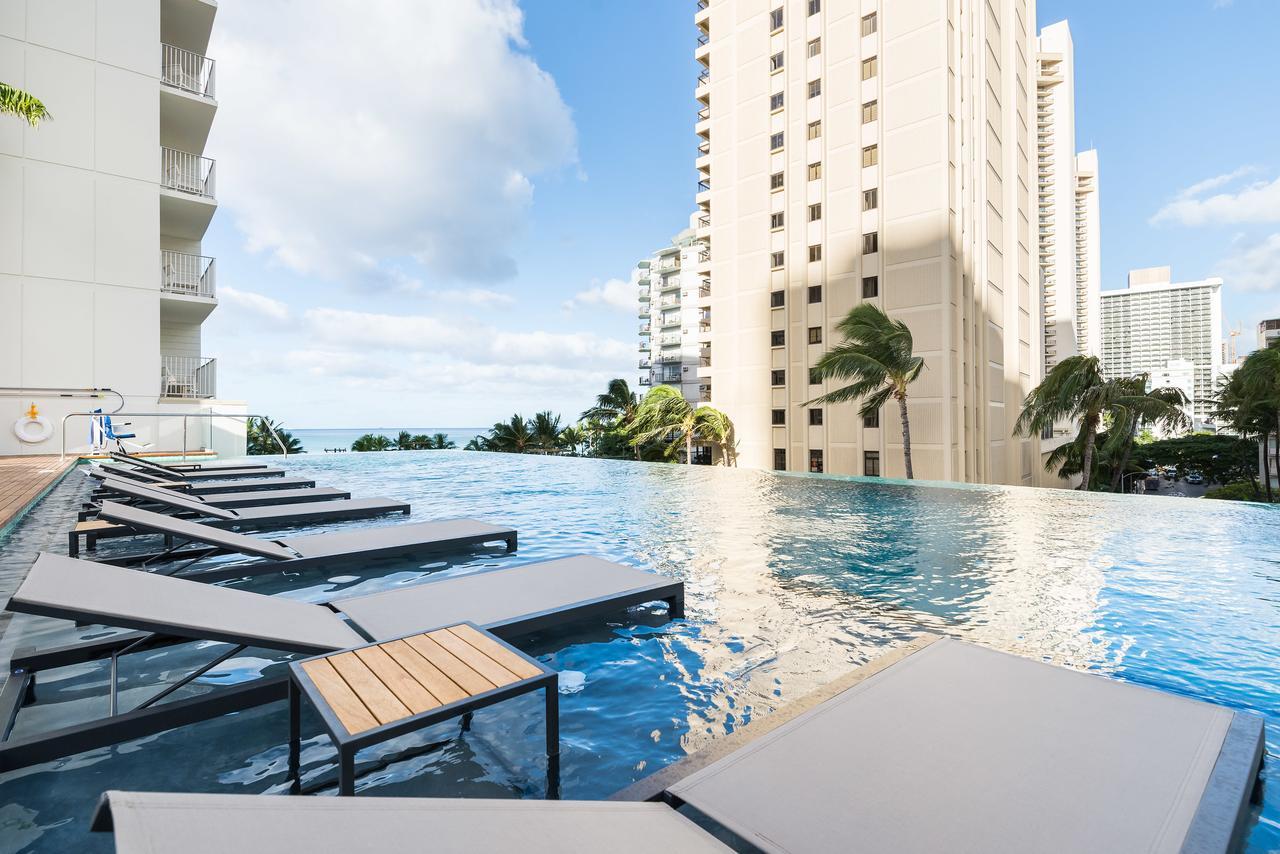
[98, 792, 730, 853]
[668, 637, 1237, 854]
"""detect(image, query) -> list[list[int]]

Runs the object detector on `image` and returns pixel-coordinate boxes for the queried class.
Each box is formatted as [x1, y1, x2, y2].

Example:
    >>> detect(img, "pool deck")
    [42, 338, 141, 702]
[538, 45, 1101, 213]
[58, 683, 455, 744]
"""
[0, 455, 76, 536]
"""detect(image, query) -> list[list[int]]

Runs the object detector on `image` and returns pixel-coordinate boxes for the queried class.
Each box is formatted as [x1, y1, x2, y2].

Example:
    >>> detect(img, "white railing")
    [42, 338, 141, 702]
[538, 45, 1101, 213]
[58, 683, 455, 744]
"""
[161, 44, 216, 98]
[160, 250, 216, 298]
[160, 355, 216, 399]
[161, 147, 216, 198]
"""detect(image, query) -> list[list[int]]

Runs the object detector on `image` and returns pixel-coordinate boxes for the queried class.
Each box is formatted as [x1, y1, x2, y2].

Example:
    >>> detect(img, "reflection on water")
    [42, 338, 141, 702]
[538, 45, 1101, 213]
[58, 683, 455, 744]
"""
[0, 451, 1277, 852]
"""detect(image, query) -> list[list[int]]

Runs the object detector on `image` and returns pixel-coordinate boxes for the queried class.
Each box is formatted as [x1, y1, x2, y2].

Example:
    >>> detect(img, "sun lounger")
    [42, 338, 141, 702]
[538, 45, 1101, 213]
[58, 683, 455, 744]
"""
[74, 503, 503, 577]
[110, 453, 286, 481]
[91, 794, 729, 854]
[88, 463, 318, 493]
[92, 473, 350, 509]
[83, 635, 1265, 852]
[0, 552, 685, 772]
[111, 451, 272, 473]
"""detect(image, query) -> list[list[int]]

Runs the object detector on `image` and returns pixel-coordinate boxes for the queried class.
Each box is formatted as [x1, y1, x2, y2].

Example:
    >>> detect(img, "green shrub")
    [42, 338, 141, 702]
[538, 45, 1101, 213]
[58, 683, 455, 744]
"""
[1203, 481, 1268, 502]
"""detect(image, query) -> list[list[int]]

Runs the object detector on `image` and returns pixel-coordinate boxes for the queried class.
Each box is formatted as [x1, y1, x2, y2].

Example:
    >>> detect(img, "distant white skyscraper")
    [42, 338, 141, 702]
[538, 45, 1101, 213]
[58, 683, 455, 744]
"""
[636, 225, 709, 414]
[1100, 267, 1223, 427]
[1259, 318, 1280, 351]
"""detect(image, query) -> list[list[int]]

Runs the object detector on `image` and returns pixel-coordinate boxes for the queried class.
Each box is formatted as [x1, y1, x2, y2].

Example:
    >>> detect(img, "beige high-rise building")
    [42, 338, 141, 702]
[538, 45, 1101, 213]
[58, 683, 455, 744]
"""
[696, 0, 1041, 484]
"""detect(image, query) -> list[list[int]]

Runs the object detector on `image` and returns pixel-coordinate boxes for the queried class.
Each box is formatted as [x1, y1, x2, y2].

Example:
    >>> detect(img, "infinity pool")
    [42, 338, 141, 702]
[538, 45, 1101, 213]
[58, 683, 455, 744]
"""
[0, 451, 1276, 852]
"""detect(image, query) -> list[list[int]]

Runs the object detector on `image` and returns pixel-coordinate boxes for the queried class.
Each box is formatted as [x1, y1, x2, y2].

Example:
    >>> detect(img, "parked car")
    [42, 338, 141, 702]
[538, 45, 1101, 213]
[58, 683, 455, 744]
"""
[1185, 472, 1204, 485]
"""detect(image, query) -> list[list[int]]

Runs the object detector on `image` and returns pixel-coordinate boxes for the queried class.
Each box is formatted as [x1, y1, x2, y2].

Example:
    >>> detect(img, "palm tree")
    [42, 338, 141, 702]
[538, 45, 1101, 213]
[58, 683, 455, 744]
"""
[530, 411, 564, 453]
[1233, 342, 1280, 498]
[805, 304, 925, 478]
[1016, 357, 1113, 490]
[691, 406, 737, 466]
[245, 416, 304, 455]
[487, 414, 535, 453]
[581, 379, 639, 426]
[351, 433, 394, 452]
[395, 430, 415, 451]
[1105, 378, 1190, 492]
[626, 386, 736, 465]
[558, 425, 586, 456]
[428, 432, 456, 449]
[1, 83, 51, 127]
[464, 435, 491, 452]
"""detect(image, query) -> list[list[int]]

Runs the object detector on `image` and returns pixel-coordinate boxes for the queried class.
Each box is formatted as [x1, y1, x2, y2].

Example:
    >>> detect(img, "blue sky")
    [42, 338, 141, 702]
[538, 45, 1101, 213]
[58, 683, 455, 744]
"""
[203, 0, 1280, 429]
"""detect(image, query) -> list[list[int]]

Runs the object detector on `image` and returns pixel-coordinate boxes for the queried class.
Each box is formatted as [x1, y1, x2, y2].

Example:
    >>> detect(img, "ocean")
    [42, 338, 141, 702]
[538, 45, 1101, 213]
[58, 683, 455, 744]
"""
[288, 427, 486, 453]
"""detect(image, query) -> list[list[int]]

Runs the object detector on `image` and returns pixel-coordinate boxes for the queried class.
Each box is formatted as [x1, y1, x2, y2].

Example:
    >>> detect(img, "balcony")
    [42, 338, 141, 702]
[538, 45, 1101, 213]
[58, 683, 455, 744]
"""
[160, 355, 216, 399]
[699, 384, 712, 402]
[639, 359, 652, 369]
[160, 147, 217, 239]
[161, 250, 215, 298]
[162, 43, 215, 98]
[639, 376, 652, 386]
[660, 276, 681, 292]
[639, 341, 649, 352]
[640, 322, 652, 334]
[160, 43, 216, 152]
[661, 315, 681, 329]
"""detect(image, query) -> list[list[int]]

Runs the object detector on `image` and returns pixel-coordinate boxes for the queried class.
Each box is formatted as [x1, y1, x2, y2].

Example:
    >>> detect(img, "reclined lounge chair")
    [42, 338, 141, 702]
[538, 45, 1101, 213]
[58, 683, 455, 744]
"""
[0, 552, 685, 773]
[88, 463, 319, 494]
[91, 472, 351, 510]
[89, 636, 1265, 854]
[73, 503, 498, 576]
[111, 451, 273, 474]
[110, 453, 287, 481]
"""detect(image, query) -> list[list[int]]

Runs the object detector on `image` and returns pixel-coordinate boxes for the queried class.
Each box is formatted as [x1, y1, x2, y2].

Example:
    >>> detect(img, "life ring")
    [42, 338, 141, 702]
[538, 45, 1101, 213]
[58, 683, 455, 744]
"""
[14, 415, 54, 443]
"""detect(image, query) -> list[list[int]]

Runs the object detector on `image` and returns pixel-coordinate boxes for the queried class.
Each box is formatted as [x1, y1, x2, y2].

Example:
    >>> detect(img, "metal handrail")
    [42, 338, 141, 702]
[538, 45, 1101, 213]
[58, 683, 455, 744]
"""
[60, 411, 288, 463]
[0, 387, 125, 413]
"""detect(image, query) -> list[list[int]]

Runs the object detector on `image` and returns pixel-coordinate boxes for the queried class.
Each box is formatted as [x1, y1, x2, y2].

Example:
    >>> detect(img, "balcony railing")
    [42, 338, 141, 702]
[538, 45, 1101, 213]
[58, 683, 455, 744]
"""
[696, 106, 710, 121]
[697, 70, 710, 87]
[696, 31, 709, 46]
[698, 213, 710, 228]
[697, 179, 710, 192]
[655, 354, 682, 364]
[639, 359, 652, 369]
[161, 43, 215, 98]
[639, 376, 653, 386]
[160, 250, 215, 298]
[698, 140, 710, 156]
[700, 349, 712, 367]
[699, 384, 712, 402]
[639, 322, 652, 333]
[161, 355, 216, 399]
[698, 248, 711, 263]
[699, 282, 711, 298]
[162, 147, 216, 198]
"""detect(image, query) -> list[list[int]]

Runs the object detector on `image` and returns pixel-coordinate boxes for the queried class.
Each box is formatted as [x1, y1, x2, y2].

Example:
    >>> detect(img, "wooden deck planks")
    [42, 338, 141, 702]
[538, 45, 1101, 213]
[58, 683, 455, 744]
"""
[302, 625, 545, 736]
[0, 454, 75, 532]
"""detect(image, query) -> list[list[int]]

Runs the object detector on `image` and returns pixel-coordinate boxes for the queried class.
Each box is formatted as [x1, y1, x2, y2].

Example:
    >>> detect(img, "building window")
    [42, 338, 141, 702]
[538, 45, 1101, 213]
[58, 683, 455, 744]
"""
[861, 12, 877, 37]
[770, 132, 784, 151]
[809, 368, 821, 385]
[771, 290, 785, 307]
[862, 275, 879, 298]
[808, 0, 821, 15]
[771, 171, 785, 190]
[807, 120, 822, 140]
[772, 408, 786, 425]
[863, 188, 878, 210]
[771, 51, 784, 72]
[773, 448, 787, 470]
[771, 329, 785, 346]
[862, 145, 879, 167]
[808, 79, 821, 98]
[808, 162, 822, 181]
[808, 285, 822, 303]
[770, 7, 783, 30]
[862, 56, 878, 80]
[771, 369, 786, 386]
[807, 38, 821, 58]
[862, 100, 878, 123]
[771, 251, 785, 269]
[809, 408, 824, 426]
[770, 91, 784, 111]
[864, 450, 881, 477]
[809, 449, 824, 473]
[863, 232, 879, 253]
[808, 326, 822, 344]
[771, 211, 785, 229]
[808, 203, 822, 221]
[863, 411, 879, 428]
[808, 244, 822, 262]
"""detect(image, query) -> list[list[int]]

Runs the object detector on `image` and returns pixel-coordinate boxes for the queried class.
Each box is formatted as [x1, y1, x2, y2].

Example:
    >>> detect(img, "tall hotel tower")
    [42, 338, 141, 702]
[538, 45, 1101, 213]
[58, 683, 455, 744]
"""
[696, 0, 1042, 483]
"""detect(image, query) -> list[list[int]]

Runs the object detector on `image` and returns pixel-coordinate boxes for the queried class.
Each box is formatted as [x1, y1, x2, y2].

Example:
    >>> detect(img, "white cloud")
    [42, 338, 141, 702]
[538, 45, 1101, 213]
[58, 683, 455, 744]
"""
[210, 1, 577, 289]
[1215, 233, 1280, 291]
[219, 286, 291, 322]
[563, 278, 634, 312]
[430, 288, 516, 308]
[1152, 170, 1280, 226]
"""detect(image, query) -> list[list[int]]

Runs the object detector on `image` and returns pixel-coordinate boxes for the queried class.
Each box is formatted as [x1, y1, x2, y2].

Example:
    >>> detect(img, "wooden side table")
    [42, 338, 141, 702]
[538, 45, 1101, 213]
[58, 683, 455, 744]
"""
[287, 621, 559, 797]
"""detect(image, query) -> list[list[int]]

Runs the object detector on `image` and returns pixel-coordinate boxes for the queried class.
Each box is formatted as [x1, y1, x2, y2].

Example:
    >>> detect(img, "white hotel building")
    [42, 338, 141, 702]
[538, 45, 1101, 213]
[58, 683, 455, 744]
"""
[1100, 267, 1223, 428]
[695, 0, 1042, 484]
[637, 225, 711, 413]
[0, 0, 245, 457]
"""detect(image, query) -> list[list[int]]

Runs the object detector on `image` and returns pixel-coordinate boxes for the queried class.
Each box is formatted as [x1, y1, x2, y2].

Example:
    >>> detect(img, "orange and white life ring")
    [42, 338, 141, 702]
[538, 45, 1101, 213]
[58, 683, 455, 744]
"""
[14, 403, 54, 444]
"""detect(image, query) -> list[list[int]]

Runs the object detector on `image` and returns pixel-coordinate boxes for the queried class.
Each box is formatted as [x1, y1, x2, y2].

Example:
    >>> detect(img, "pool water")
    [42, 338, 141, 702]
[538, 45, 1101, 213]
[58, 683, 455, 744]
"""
[0, 451, 1276, 852]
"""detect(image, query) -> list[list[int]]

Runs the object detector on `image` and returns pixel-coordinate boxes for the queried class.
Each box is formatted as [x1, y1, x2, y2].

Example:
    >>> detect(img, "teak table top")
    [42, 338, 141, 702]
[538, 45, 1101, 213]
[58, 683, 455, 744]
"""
[297, 624, 544, 736]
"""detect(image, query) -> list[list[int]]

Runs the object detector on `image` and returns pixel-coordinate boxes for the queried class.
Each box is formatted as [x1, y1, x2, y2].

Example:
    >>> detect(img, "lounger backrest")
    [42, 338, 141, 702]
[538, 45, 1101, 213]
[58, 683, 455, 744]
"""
[8, 553, 364, 654]
[95, 463, 176, 486]
[97, 501, 298, 561]
[110, 452, 173, 473]
[94, 476, 240, 520]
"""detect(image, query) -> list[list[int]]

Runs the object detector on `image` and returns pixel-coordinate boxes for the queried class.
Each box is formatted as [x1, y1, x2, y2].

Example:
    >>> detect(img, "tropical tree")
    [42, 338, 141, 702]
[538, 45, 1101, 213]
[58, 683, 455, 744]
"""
[395, 430, 416, 451]
[559, 425, 587, 456]
[805, 304, 925, 478]
[626, 385, 736, 465]
[245, 416, 304, 455]
[582, 378, 641, 460]
[351, 433, 394, 452]
[1105, 378, 1190, 492]
[487, 414, 535, 453]
[1, 83, 51, 127]
[530, 411, 564, 453]
[1216, 343, 1280, 501]
[1015, 357, 1112, 490]
[464, 435, 491, 452]
[427, 432, 456, 449]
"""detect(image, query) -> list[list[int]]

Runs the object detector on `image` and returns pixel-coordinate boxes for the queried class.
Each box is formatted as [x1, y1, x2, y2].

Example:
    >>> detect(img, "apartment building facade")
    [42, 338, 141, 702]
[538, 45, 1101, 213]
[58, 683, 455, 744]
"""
[1100, 267, 1223, 428]
[0, 0, 245, 456]
[637, 225, 711, 413]
[1259, 318, 1280, 351]
[696, 0, 1041, 484]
